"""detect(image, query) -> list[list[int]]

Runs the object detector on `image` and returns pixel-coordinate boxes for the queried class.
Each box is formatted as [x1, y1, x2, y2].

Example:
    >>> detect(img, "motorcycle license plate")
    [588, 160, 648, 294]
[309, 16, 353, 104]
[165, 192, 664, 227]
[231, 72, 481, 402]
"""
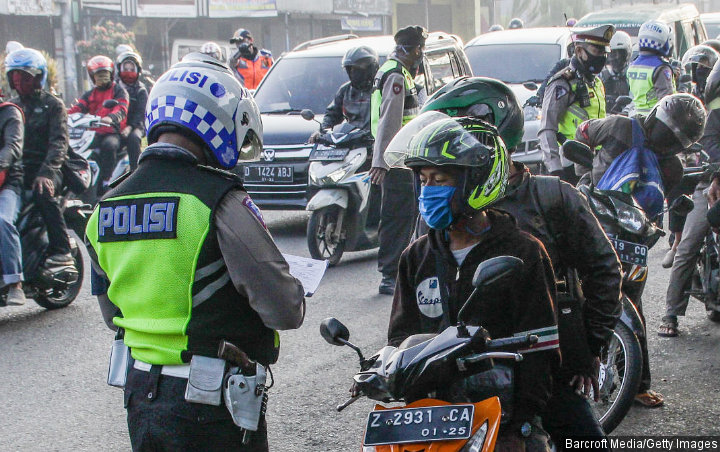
[363, 405, 474, 446]
[243, 165, 293, 183]
[610, 238, 648, 266]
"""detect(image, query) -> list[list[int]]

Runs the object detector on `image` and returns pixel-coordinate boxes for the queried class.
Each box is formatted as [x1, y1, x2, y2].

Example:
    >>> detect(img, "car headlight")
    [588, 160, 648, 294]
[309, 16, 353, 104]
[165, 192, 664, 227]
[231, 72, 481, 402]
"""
[523, 105, 541, 121]
[459, 421, 488, 452]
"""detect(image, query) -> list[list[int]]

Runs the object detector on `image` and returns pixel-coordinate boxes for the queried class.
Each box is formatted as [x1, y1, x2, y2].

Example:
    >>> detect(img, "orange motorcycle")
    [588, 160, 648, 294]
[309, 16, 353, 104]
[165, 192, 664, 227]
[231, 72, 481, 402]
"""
[320, 256, 539, 452]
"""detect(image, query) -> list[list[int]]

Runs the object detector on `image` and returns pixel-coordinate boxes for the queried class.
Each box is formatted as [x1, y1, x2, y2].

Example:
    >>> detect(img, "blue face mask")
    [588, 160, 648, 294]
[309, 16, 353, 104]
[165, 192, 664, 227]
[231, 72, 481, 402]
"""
[418, 185, 457, 229]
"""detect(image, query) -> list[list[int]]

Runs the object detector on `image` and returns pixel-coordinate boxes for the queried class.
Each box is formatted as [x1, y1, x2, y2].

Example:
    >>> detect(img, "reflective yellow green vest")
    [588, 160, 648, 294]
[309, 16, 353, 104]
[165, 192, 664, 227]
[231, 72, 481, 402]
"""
[557, 77, 606, 141]
[627, 55, 675, 114]
[371, 59, 420, 137]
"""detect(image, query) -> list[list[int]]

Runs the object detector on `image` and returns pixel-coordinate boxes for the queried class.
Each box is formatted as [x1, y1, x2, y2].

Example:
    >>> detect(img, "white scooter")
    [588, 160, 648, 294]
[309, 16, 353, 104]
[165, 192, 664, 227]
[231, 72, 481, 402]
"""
[301, 109, 380, 266]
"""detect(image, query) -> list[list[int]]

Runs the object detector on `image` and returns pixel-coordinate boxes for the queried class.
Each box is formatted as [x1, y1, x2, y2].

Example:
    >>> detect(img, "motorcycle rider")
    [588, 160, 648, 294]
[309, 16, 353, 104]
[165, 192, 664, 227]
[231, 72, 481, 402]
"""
[199, 41, 224, 62]
[424, 77, 622, 446]
[316, 46, 378, 133]
[0, 77, 25, 305]
[229, 28, 273, 90]
[660, 62, 720, 338]
[369, 25, 426, 295]
[6, 49, 73, 269]
[600, 31, 632, 112]
[539, 25, 615, 183]
[682, 45, 719, 100]
[385, 113, 559, 451]
[85, 54, 305, 450]
[508, 17, 524, 29]
[116, 51, 148, 171]
[575, 93, 707, 407]
[627, 20, 675, 115]
[68, 55, 129, 194]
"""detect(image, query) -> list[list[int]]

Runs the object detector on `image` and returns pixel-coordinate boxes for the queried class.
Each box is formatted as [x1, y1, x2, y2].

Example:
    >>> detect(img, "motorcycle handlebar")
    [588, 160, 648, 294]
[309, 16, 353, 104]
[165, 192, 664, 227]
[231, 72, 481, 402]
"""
[485, 334, 538, 351]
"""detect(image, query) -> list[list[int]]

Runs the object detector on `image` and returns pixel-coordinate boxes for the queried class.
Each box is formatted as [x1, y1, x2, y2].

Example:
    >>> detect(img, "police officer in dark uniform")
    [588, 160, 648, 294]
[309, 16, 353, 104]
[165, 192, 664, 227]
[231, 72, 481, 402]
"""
[86, 54, 305, 451]
[600, 31, 632, 112]
[369, 25, 426, 295]
[539, 25, 615, 183]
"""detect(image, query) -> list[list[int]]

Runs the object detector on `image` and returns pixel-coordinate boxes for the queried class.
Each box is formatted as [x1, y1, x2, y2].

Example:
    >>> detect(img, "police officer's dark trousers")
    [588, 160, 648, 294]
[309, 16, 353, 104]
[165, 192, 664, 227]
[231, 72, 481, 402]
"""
[125, 366, 268, 452]
[378, 168, 417, 278]
[541, 384, 608, 450]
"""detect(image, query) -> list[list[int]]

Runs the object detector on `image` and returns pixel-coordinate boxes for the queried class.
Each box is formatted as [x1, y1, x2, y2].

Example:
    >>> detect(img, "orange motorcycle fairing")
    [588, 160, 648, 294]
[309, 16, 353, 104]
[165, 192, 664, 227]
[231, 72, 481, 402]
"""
[365, 397, 502, 452]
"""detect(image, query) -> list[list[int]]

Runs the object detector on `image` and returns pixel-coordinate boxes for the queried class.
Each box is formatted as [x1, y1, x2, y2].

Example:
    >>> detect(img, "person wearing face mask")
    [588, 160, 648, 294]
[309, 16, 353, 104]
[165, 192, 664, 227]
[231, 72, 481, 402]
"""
[384, 113, 559, 451]
[539, 25, 615, 184]
[228, 28, 273, 90]
[68, 55, 129, 194]
[370, 25, 426, 295]
[627, 21, 676, 116]
[116, 51, 148, 171]
[6, 48, 73, 271]
[681, 45, 719, 100]
[600, 31, 632, 112]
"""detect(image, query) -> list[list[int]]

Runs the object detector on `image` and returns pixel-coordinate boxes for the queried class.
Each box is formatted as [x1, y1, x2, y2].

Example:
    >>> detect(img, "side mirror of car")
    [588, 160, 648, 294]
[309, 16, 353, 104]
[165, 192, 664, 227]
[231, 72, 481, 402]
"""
[102, 99, 119, 109]
[523, 81, 539, 91]
[458, 256, 524, 323]
[561, 140, 594, 168]
[300, 109, 316, 121]
[320, 317, 350, 346]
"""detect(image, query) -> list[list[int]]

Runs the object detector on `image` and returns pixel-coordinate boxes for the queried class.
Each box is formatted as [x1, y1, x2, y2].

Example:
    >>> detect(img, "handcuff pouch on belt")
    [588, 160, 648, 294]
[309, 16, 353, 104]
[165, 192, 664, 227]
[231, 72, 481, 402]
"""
[223, 363, 267, 431]
[185, 355, 226, 406]
[107, 330, 131, 388]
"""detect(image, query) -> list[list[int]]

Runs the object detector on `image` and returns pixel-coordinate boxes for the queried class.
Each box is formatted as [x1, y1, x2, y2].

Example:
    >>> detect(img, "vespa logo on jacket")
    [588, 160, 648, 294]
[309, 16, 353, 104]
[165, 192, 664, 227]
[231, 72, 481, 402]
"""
[416, 277, 443, 318]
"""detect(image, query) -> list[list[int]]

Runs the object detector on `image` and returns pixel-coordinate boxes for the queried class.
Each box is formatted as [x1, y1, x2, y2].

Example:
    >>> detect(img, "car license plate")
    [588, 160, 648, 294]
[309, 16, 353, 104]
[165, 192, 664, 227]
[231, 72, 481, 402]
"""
[363, 405, 474, 446]
[243, 165, 293, 183]
[610, 238, 648, 266]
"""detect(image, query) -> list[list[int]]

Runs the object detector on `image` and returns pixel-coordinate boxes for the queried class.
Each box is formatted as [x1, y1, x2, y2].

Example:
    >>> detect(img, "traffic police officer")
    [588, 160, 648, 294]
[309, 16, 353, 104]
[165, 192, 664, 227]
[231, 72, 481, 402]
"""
[86, 54, 305, 451]
[229, 28, 273, 90]
[627, 20, 675, 115]
[369, 25, 426, 295]
[539, 24, 615, 183]
[600, 31, 632, 112]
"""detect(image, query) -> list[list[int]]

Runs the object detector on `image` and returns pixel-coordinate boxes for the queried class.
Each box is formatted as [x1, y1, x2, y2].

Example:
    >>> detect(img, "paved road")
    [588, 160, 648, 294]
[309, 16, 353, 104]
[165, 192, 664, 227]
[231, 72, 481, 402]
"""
[1, 210, 718, 451]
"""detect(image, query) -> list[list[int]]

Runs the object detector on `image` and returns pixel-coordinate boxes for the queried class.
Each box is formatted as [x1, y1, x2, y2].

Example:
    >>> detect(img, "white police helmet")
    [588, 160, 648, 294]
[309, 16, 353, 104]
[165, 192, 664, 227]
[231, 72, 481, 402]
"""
[610, 31, 632, 53]
[638, 20, 673, 57]
[145, 53, 262, 169]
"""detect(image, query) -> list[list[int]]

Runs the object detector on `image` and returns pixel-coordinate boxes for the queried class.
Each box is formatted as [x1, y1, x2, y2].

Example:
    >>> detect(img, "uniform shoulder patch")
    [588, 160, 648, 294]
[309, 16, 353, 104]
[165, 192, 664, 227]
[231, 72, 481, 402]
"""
[97, 197, 179, 242]
[555, 85, 569, 100]
[392, 82, 403, 95]
[242, 196, 267, 230]
[662, 68, 673, 81]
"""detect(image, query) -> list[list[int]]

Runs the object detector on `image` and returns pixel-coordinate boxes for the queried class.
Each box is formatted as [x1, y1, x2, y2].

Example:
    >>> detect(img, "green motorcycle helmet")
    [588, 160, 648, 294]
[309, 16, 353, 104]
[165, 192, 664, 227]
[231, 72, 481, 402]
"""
[385, 111, 509, 213]
[421, 76, 524, 150]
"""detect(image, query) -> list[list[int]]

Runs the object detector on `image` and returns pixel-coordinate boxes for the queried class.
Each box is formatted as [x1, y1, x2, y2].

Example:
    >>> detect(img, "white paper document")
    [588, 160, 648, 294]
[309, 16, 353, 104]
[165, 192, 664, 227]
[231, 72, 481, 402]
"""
[282, 254, 328, 297]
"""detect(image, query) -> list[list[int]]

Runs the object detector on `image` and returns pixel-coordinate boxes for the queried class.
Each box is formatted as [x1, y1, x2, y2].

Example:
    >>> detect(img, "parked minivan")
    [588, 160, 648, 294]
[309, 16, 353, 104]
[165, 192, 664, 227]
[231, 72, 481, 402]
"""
[171, 39, 235, 67]
[245, 33, 472, 210]
[576, 3, 707, 59]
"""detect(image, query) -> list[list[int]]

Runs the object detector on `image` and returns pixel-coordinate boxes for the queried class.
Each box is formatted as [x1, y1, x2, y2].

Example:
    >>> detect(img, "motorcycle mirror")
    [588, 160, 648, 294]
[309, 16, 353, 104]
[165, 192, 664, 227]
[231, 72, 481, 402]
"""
[523, 81, 538, 91]
[614, 96, 632, 110]
[669, 194, 694, 217]
[679, 74, 692, 84]
[300, 109, 316, 121]
[102, 99, 119, 109]
[561, 140, 594, 169]
[458, 256, 524, 324]
[320, 317, 350, 346]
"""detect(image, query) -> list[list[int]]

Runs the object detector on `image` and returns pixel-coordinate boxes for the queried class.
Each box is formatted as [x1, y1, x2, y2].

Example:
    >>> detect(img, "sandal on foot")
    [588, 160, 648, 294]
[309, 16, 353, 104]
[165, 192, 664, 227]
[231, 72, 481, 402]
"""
[658, 322, 678, 337]
[635, 390, 664, 407]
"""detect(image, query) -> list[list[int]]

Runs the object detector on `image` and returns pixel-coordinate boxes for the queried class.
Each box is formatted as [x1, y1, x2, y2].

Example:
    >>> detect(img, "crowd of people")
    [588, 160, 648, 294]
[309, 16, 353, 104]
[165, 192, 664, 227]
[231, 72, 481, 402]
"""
[0, 16, 717, 452]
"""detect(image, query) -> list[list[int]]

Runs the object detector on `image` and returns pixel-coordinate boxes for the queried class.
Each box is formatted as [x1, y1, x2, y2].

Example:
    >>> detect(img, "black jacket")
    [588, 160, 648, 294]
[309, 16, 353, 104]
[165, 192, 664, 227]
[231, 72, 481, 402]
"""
[388, 209, 560, 425]
[322, 81, 372, 131]
[11, 91, 68, 187]
[496, 163, 622, 373]
[120, 80, 148, 131]
[0, 102, 24, 193]
[599, 67, 630, 113]
[700, 109, 720, 163]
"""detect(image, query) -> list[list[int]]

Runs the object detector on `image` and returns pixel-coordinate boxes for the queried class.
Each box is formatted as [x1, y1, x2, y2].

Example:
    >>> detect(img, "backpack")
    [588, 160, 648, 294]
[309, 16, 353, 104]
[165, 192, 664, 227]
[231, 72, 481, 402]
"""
[596, 118, 664, 218]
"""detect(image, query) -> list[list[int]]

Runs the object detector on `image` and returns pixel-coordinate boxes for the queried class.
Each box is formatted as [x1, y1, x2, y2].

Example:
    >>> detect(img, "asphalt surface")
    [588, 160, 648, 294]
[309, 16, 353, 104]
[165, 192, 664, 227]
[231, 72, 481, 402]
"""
[1, 210, 719, 451]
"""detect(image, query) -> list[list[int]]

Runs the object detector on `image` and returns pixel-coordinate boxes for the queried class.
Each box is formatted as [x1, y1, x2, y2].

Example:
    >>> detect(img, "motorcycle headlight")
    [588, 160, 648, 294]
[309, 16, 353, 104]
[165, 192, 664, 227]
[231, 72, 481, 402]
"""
[616, 203, 646, 234]
[586, 193, 614, 220]
[523, 105, 541, 121]
[459, 421, 488, 452]
[309, 152, 364, 185]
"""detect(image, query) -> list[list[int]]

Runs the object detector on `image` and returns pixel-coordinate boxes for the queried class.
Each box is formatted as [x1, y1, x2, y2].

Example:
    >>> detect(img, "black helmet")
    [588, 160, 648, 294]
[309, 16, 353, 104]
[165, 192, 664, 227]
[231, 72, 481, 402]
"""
[342, 46, 379, 91]
[508, 18, 524, 29]
[421, 76, 524, 149]
[646, 93, 706, 154]
[705, 59, 720, 105]
[703, 39, 720, 55]
[682, 45, 719, 71]
[385, 112, 509, 213]
[488, 24, 504, 32]
[230, 28, 252, 44]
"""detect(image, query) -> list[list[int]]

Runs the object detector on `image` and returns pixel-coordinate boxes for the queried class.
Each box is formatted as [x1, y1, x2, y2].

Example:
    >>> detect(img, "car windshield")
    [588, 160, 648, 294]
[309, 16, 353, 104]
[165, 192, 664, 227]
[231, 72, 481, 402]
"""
[465, 44, 561, 84]
[254, 56, 348, 114]
[705, 22, 720, 39]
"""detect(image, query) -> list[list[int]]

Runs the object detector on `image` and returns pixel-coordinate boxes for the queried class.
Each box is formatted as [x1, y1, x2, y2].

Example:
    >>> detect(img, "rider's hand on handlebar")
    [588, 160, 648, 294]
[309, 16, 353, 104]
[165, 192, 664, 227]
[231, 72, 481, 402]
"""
[569, 356, 600, 402]
[369, 167, 387, 185]
[708, 178, 720, 207]
[308, 131, 321, 144]
[100, 116, 113, 125]
[33, 176, 55, 197]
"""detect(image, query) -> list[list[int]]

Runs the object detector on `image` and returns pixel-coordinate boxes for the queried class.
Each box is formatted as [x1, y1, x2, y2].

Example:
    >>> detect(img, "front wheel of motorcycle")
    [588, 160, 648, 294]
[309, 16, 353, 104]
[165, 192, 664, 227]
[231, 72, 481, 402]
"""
[307, 206, 346, 267]
[590, 321, 643, 434]
[34, 248, 84, 310]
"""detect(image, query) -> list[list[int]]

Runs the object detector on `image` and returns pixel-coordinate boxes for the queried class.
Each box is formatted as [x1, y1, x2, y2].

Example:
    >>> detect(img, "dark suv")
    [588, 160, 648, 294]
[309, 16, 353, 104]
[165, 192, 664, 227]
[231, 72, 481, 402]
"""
[244, 33, 473, 210]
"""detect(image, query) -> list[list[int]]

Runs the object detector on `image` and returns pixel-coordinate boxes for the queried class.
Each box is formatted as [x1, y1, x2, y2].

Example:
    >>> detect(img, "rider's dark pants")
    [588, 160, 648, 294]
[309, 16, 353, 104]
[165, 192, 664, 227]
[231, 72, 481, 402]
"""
[623, 278, 652, 393]
[92, 133, 122, 183]
[125, 365, 268, 452]
[31, 177, 71, 257]
[541, 384, 608, 450]
[126, 128, 143, 171]
[378, 168, 417, 279]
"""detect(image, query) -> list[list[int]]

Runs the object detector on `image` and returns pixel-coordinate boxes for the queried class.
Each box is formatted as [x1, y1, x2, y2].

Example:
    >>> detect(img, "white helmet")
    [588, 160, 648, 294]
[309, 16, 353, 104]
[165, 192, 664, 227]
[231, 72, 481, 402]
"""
[199, 42, 223, 62]
[610, 31, 632, 52]
[638, 20, 672, 57]
[145, 53, 262, 169]
[5, 41, 23, 54]
[115, 44, 134, 56]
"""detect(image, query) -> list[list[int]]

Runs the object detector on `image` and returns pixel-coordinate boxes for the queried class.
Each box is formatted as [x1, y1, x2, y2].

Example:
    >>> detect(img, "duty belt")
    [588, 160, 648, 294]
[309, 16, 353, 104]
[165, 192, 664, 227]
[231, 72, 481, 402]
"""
[133, 359, 191, 379]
